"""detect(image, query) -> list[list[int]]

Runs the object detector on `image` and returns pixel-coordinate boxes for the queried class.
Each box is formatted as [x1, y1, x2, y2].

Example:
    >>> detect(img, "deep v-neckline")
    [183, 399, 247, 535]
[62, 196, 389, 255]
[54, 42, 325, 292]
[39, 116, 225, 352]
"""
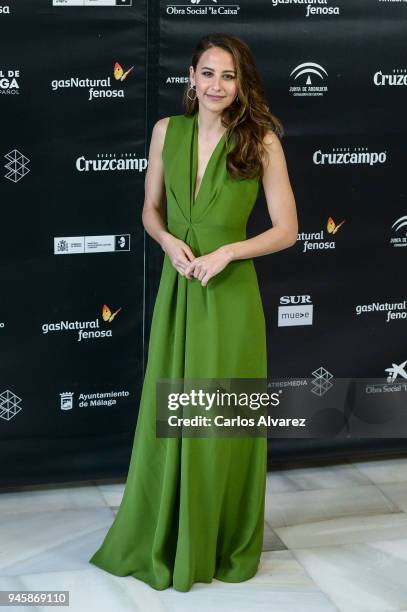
[192, 113, 226, 205]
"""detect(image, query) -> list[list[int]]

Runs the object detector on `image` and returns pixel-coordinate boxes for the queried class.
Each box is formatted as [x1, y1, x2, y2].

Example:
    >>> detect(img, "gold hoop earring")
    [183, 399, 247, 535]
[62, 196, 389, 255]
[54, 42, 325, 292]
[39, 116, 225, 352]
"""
[187, 84, 197, 101]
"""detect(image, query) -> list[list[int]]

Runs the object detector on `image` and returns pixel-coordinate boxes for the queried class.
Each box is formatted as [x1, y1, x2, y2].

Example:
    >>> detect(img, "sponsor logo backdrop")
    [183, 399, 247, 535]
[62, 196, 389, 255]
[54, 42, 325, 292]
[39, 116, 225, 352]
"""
[0, 0, 405, 484]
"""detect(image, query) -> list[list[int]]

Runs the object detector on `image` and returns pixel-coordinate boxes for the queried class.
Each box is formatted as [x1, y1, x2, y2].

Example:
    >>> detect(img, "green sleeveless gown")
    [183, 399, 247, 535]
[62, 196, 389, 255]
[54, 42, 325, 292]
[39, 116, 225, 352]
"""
[89, 112, 268, 592]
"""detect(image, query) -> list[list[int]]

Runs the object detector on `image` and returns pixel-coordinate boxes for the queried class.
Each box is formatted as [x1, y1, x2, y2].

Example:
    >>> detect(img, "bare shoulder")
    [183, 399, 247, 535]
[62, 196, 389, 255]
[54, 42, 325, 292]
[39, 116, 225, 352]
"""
[149, 116, 171, 156]
[262, 129, 281, 150]
[261, 129, 287, 174]
[152, 116, 170, 141]
[153, 116, 170, 135]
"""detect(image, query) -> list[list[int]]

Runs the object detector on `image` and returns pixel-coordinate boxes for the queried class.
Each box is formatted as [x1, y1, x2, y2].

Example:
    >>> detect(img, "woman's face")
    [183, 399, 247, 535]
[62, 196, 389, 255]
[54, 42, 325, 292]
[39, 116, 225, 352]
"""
[189, 46, 238, 111]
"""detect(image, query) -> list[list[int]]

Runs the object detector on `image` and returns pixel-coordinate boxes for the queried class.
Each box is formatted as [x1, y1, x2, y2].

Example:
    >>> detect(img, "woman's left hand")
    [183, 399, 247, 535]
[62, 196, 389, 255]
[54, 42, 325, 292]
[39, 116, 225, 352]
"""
[184, 246, 234, 286]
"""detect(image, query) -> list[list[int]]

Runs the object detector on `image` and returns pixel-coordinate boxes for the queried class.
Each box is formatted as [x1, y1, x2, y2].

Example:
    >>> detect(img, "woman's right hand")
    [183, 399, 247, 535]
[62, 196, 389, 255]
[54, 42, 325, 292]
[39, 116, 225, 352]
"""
[160, 233, 196, 279]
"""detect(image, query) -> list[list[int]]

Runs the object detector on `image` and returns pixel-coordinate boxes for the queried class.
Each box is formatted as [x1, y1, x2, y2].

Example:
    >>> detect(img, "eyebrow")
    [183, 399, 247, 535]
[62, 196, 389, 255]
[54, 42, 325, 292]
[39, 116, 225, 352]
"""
[200, 66, 236, 73]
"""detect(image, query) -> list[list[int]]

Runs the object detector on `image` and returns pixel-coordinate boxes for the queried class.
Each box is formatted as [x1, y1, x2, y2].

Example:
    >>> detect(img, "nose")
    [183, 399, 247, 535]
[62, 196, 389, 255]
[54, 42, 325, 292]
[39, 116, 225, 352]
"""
[211, 75, 222, 92]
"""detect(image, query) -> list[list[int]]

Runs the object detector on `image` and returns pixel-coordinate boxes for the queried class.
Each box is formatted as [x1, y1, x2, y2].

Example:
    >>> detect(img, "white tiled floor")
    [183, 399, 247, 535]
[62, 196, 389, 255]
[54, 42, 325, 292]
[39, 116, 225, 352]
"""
[1, 454, 407, 611]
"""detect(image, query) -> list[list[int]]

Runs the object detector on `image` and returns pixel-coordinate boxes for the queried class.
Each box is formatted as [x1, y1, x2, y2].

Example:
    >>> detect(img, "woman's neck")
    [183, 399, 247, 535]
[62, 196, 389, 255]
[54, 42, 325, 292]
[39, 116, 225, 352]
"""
[196, 108, 224, 138]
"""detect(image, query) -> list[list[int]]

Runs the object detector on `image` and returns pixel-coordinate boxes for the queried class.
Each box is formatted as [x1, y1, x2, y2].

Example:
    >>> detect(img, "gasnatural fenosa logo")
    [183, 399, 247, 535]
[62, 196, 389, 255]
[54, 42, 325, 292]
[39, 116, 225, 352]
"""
[41, 304, 122, 341]
[297, 216, 346, 253]
[51, 61, 134, 101]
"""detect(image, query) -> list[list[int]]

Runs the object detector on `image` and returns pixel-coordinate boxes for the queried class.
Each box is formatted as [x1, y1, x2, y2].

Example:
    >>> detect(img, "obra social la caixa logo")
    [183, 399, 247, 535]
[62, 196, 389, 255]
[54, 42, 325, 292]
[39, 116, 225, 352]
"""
[51, 61, 134, 102]
[165, 0, 240, 16]
[41, 304, 122, 342]
[363, 358, 407, 397]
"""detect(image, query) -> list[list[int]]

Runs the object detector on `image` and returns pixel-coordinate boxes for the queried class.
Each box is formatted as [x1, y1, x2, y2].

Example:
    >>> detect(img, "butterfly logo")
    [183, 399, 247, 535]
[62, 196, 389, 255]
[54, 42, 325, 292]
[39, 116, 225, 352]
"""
[327, 216, 346, 235]
[114, 62, 134, 82]
[102, 304, 122, 323]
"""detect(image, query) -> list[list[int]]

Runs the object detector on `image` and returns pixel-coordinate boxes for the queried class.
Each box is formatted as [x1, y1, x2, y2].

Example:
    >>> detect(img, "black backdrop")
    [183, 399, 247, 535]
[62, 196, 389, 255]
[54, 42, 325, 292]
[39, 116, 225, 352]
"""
[0, 0, 406, 486]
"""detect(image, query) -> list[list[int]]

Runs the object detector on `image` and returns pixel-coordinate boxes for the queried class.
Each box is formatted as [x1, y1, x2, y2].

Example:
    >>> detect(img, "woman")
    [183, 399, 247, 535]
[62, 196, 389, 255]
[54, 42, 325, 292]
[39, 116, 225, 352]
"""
[89, 32, 298, 592]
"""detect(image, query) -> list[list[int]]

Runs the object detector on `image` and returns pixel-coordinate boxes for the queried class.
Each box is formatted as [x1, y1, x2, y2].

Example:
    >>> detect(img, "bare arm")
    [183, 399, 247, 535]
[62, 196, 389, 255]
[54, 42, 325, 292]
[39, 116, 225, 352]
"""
[220, 131, 298, 261]
[142, 117, 195, 277]
[142, 117, 172, 247]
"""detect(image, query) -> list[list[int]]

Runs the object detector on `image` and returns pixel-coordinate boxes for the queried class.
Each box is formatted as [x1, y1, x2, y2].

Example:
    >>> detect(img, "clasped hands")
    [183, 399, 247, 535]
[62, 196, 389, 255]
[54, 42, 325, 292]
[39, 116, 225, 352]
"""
[163, 235, 234, 287]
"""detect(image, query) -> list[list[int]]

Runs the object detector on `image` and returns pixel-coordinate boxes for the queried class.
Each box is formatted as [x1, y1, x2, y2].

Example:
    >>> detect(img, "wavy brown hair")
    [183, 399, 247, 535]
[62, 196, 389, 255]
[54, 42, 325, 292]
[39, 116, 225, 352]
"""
[182, 32, 284, 181]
